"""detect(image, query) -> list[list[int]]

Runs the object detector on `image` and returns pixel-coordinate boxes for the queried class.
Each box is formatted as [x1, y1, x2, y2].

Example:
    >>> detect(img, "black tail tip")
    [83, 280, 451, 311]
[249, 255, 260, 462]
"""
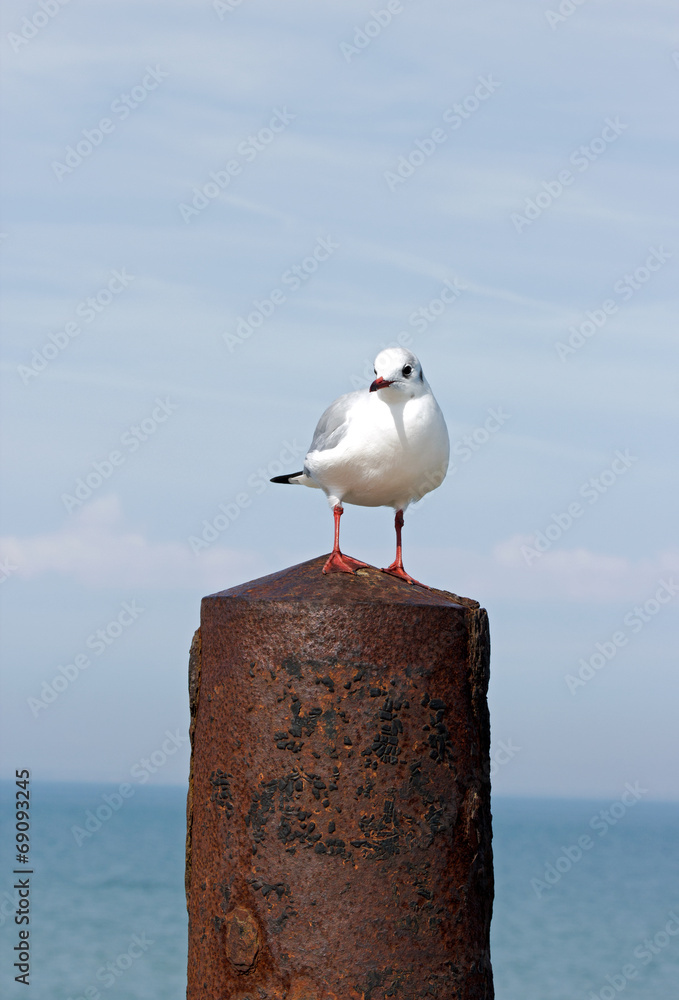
[270, 471, 304, 484]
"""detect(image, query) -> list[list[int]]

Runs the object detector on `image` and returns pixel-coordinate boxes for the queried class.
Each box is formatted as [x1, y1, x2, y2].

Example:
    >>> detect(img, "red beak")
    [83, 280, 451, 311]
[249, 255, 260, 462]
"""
[370, 376, 393, 392]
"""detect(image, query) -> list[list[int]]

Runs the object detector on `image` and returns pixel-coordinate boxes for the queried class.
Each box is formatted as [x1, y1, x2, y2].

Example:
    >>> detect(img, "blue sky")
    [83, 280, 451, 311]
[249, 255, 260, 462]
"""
[1, 0, 677, 798]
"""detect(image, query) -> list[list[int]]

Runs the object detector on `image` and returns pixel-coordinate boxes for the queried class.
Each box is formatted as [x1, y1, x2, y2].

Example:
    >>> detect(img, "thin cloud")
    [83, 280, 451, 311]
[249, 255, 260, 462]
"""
[0, 496, 263, 591]
[2, 497, 676, 604]
[487, 535, 679, 602]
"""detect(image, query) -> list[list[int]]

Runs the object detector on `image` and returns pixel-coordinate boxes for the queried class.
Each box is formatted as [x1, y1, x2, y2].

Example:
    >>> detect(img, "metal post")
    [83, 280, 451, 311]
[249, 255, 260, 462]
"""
[186, 555, 494, 999]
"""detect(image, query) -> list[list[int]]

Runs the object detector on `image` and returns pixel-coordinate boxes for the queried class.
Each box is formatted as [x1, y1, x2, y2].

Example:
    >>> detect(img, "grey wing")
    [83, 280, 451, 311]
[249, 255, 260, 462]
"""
[307, 391, 360, 454]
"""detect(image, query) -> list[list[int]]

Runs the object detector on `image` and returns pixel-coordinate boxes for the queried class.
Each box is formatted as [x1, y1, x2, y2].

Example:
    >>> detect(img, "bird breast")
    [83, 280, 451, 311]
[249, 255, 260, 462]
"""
[306, 392, 449, 508]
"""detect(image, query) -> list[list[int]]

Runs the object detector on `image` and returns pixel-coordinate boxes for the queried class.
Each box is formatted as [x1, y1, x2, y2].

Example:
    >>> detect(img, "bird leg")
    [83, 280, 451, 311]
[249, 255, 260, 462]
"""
[322, 505, 369, 574]
[381, 509, 428, 587]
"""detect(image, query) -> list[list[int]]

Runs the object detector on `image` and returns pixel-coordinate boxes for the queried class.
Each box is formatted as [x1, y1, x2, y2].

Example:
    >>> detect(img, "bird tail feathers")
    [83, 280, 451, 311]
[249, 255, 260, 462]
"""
[270, 471, 318, 488]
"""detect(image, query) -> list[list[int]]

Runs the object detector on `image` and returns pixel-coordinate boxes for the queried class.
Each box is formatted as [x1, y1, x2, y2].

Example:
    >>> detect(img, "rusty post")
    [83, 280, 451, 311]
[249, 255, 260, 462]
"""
[186, 555, 494, 999]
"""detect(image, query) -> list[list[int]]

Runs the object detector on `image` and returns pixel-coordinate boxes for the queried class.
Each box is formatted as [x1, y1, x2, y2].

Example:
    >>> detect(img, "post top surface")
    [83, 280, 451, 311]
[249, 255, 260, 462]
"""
[205, 555, 477, 609]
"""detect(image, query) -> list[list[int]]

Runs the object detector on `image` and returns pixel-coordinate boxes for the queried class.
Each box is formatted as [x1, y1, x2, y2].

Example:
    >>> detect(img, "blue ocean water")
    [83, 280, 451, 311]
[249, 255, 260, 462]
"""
[0, 783, 187, 1000]
[491, 798, 679, 999]
[1, 783, 678, 999]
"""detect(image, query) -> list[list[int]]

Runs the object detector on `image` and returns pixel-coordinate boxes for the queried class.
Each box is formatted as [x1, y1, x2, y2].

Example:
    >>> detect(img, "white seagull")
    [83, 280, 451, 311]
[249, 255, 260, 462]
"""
[271, 347, 449, 586]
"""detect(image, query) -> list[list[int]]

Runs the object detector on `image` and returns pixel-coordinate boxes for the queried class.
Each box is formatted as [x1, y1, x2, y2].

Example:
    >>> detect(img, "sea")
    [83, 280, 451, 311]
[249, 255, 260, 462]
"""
[1, 783, 678, 999]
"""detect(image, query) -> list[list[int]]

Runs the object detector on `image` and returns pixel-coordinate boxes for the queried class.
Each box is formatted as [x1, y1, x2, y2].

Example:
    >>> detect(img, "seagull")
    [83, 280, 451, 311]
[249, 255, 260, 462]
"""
[271, 347, 449, 586]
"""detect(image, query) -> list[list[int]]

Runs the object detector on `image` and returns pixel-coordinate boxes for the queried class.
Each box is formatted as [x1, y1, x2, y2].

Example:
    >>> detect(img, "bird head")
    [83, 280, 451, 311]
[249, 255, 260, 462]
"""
[369, 348, 427, 398]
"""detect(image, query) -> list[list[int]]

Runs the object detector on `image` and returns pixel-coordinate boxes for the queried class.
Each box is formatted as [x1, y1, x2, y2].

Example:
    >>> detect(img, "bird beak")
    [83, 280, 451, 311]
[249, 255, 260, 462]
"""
[370, 376, 393, 392]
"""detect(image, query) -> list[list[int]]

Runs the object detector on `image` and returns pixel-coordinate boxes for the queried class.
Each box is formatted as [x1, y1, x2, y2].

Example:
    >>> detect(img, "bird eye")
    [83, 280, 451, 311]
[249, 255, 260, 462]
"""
[402, 364, 412, 376]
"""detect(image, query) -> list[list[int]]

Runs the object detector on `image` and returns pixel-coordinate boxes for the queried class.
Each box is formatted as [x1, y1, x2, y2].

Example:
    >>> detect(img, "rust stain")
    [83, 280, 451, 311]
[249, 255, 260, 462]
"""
[185, 626, 201, 907]
[225, 906, 260, 973]
[287, 977, 338, 1000]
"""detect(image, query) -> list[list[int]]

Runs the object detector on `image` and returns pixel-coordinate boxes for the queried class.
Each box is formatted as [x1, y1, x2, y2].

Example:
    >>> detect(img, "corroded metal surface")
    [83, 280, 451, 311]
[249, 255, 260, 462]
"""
[187, 555, 493, 1000]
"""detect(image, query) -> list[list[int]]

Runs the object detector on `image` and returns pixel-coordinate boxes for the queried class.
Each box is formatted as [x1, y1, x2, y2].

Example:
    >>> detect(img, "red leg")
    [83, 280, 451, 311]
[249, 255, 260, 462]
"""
[381, 509, 428, 587]
[322, 505, 369, 574]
